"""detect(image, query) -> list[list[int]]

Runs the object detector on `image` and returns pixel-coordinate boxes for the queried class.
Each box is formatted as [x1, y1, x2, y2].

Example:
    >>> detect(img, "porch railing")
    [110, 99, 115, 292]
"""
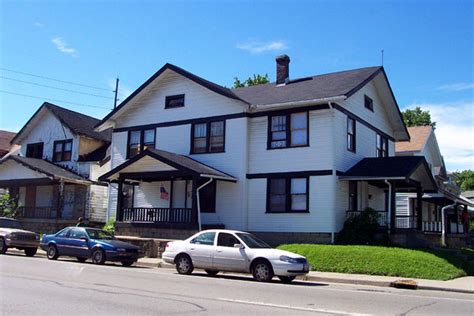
[17, 206, 57, 219]
[395, 216, 418, 229]
[422, 221, 442, 232]
[122, 208, 192, 224]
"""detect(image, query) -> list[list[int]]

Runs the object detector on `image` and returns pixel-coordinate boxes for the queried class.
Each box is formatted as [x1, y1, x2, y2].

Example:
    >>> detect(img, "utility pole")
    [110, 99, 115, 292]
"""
[113, 78, 119, 108]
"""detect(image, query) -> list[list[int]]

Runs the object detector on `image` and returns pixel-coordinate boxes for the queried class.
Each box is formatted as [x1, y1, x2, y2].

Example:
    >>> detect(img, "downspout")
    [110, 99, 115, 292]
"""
[441, 202, 456, 247]
[385, 180, 392, 234]
[196, 177, 213, 232]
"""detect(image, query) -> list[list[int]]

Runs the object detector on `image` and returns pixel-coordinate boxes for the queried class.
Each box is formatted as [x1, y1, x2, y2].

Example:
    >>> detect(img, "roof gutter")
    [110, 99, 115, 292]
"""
[199, 174, 237, 182]
[249, 96, 346, 112]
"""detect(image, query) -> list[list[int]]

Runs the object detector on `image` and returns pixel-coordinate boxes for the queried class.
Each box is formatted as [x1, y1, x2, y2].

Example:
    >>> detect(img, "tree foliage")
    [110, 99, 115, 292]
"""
[233, 74, 270, 88]
[401, 107, 436, 128]
[451, 170, 474, 191]
[0, 192, 17, 218]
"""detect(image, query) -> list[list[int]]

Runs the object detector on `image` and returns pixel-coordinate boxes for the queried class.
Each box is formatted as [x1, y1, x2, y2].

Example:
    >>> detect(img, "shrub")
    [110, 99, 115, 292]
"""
[0, 192, 17, 218]
[337, 207, 382, 245]
[102, 218, 116, 234]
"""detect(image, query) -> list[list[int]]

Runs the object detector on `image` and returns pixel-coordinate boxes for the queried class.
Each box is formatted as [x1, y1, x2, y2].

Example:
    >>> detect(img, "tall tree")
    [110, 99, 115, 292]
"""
[451, 170, 474, 191]
[233, 74, 270, 88]
[401, 107, 436, 128]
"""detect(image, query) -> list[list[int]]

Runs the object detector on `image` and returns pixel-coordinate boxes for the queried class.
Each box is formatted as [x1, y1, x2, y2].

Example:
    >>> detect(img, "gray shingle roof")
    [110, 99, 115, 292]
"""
[232, 66, 382, 106]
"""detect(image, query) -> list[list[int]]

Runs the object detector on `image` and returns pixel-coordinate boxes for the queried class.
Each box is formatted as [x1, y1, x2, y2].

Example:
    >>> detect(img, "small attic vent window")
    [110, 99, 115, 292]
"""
[364, 95, 374, 112]
[165, 94, 185, 109]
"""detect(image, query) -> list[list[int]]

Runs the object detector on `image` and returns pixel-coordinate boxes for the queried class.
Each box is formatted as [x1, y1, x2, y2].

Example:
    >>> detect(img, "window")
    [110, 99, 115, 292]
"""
[217, 233, 240, 247]
[269, 112, 308, 149]
[53, 140, 72, 162]
[191, 120, 225, 154]
[347, 117, 356, 152]
[364, 95, 374, 111]
[267, 177, 308, 213]
[26, 142, 43, 159]
[56, 228, 70, 238]
[376, 134, 388, 157]
[69, 228, 87, 239]
[348, 181, 358, 211]
[190, 231, 216, 245]
[165, 94, 185, 108]
[199, 180, 216, 213]
[127, 129, 155, 158]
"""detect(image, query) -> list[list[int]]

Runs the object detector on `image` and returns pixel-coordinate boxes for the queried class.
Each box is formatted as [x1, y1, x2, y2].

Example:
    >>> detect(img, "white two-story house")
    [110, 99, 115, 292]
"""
[0, 102, 111, 232]
[96, 55, 438, 244]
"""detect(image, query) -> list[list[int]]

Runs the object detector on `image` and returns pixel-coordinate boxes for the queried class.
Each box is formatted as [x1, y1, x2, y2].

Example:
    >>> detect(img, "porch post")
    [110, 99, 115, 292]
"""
[454, 204, 460, 234]
[57, 181, 64, 219]
[191, 176, 198, 229]
[416, 185, 423, 230]
[390, 181, 396, 234]
[117, 176, 124, 221]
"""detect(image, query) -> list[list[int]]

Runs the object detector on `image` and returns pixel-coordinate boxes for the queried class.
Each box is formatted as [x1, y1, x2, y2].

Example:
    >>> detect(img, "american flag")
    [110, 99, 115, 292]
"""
[160, 186, 169, 200]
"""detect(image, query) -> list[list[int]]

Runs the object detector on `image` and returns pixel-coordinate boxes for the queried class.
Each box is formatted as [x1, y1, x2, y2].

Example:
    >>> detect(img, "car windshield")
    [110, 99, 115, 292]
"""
[86, 229, 114, 240]
[0, 219, 23, 229]
[236, 233, 272, 249]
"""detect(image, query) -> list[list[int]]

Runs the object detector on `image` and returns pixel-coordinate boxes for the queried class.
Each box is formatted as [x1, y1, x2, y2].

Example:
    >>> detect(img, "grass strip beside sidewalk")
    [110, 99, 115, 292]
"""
[278, 244, 472, 281]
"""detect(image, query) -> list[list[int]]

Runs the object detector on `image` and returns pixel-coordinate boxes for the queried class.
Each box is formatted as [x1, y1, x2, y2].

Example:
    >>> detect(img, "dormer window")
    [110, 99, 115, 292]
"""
[165, 94, 185, 109]
[364, 95, 374, 112]
[53, 139, 72, 162]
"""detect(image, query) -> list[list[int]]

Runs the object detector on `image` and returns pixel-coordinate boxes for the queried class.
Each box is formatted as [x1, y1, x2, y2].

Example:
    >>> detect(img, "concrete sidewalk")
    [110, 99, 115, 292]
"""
[7, 249, 473, 294]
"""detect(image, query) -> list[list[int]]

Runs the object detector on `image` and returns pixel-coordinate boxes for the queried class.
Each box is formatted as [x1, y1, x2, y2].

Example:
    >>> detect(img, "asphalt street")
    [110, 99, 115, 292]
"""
[1, 253, 473, 315]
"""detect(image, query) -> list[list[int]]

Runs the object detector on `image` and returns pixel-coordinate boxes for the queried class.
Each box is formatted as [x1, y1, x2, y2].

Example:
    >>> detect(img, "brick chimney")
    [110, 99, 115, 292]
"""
[276, 54, 290, 85]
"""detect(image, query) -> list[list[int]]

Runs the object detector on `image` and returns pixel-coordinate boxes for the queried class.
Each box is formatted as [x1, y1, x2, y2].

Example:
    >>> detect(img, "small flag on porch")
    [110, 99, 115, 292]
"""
[160, 186, 169, 200]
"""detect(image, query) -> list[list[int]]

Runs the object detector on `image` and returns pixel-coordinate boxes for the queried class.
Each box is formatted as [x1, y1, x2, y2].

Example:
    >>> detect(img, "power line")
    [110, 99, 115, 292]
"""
[0, 67, 112, 92]
[0, 75, 113, 99]
[0, 89, 112, 110]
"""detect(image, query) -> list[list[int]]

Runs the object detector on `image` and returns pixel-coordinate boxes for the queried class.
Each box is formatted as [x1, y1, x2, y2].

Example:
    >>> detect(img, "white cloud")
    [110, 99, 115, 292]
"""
[51, 37, 78, 57]
[404, 101, 474, 171]
[437, 83, 474, 92]
[237, 40, 288, 54]
[33, 22, 44, 27]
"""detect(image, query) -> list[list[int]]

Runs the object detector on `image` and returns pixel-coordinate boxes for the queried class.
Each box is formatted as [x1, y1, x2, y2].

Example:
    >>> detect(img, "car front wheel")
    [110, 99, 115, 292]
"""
[24, 248, 37, 257]
[278, 276, 296, 283]
[175, 254, 194, 275]
[47, 244, 59, 260]
[0, 237, 7, 254]
[252, 260, 274, 282]
[91, 248, 106, 265]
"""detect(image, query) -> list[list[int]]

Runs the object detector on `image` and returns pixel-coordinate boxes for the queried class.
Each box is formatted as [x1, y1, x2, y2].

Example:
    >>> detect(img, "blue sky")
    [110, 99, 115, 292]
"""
[0, 0, 472, 171]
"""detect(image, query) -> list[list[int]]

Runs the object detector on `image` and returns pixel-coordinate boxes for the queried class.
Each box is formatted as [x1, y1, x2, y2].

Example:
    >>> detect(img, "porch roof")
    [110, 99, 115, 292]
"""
[339, 156, 437, 191]
[98, 148, 237, 182]
[0, 155, 91, 185]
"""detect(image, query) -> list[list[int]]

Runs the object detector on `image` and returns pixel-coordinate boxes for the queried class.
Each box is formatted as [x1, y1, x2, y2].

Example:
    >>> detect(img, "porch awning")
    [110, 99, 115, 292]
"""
[0, 155, 91, 186]
[98, 148, 237, 183]
[339, 156, 437, 191]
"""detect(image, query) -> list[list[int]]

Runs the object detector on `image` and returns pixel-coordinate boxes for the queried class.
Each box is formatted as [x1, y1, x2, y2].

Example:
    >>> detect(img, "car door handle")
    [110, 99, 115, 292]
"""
[216, 250, 222, 253]
[189, 247, 195, 251]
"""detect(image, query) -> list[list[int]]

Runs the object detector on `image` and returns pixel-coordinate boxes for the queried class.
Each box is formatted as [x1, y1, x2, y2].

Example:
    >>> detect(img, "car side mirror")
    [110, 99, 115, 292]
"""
[234, 243, 245, 249]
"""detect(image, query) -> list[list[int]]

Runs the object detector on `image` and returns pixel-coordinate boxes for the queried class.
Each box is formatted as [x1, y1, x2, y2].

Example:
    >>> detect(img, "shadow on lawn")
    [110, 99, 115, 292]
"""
[423, 248, 474, 277]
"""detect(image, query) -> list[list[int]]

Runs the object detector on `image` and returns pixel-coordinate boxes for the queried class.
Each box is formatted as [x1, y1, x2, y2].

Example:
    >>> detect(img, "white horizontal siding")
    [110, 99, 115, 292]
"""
[0, 160, 46, 180]
[88, 184, 108, 223]
[111, 132, 128, 168]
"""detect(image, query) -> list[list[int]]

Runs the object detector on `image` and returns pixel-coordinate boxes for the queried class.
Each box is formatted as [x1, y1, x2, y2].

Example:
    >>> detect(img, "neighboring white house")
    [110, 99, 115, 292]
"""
[95, 55, 440, 244]
[0, 102, 111, 232]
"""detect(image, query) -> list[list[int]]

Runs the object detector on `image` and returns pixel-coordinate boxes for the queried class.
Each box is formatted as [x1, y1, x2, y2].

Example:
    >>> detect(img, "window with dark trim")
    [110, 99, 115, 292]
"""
[199, 180, 216, 213]
[53, 140, 72, 162]
[347, 117, 356, 152]
[127, 129, 155, 159]
[165, 94, 185, 109]
[191, 120, 225, 154]
[348, 181, 358, 211]
[267, 177, 308, 213]
[364, 95, 374, 111]
[26, 142, 43, 159]
[376, 134, 388, 157]
[268, 112, 308, 149]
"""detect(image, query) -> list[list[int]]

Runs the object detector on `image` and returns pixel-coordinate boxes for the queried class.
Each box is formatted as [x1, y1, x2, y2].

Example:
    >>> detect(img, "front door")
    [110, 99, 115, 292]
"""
[214, 232, 248, 272]
[186, 231, 216, 268]
[66, 228, 90, 257]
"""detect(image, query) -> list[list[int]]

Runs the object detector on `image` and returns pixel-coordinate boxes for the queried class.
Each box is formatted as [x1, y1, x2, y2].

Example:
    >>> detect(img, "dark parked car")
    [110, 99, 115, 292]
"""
[40, 227, 143, 266]
[0, 217, 40, 256]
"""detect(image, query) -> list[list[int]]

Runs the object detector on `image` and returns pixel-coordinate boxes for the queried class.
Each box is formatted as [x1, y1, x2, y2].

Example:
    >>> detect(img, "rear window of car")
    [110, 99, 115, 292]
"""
[0, 219, 23, 229]
[190, 232, 215, 245]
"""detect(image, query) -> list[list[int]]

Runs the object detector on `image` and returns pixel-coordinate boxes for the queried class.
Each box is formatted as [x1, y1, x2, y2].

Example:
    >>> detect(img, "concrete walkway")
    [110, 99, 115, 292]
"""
[8, 249, 473, 294]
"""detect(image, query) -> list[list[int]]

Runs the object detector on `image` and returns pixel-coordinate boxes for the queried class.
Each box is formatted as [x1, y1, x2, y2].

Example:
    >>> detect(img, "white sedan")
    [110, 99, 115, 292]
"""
[162, 229, 310, 283]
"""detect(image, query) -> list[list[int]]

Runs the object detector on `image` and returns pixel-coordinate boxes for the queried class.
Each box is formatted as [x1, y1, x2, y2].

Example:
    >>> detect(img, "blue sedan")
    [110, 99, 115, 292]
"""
[41, 227, 143, 266]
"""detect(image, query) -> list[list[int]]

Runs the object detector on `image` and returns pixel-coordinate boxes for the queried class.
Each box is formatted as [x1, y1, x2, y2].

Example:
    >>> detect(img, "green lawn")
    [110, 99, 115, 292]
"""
[277, 244, 473, 280]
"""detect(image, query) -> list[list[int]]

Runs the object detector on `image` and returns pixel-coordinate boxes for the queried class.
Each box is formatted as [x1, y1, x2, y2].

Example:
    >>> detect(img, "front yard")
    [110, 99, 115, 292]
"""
[278, 244, 474, 281]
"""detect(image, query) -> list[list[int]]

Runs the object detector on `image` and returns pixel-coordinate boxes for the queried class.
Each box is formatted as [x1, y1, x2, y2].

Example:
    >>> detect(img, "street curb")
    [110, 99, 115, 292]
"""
[302, 275, 392, 288]
[416, 285, 474, 295]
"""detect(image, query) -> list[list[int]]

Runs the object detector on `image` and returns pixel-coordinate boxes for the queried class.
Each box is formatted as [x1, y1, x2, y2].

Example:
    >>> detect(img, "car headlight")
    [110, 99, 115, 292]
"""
[7, 233, 17, 239]
[280, 255, 299, 264]
[116, 248, 126, 252]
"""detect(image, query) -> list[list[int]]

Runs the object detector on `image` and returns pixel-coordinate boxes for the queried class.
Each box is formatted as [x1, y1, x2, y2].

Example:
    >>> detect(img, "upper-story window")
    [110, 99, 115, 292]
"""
[127, 129, 155, 158]
[364, 95, 374, 112]
[191, 120, 225, 154]
[267, 177, 308, 213]
[165, 94, 185, 109]
[53, 140, 72, 162]
[268, 112, 308, 149]
[347, 117, 356, 152]
[26, 142, 43, 159]
[376, 134, 388, 157]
